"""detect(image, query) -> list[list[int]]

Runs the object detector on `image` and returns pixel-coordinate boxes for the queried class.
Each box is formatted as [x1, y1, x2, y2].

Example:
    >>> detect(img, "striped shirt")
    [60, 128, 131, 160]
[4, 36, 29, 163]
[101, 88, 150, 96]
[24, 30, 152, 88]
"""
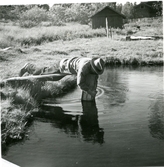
[64, 57, 98, 92]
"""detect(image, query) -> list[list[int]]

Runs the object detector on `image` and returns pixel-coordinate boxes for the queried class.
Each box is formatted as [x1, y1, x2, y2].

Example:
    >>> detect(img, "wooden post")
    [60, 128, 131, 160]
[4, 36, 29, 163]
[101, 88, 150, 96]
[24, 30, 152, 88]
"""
[110, 27, 113, 39]
[106, 17, 109, 38]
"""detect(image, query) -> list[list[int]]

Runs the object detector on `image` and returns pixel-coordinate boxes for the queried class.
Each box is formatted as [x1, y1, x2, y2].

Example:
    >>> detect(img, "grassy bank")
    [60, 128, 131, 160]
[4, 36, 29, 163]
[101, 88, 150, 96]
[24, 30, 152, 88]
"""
[1, 75, 77, 151]
[0, 37, 163, 81]
[0, 18, 163, 149]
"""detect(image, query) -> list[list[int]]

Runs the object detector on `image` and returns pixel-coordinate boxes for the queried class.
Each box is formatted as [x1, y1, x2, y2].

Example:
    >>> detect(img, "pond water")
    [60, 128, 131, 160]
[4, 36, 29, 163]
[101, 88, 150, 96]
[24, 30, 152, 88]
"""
[2, 66, 164, 167]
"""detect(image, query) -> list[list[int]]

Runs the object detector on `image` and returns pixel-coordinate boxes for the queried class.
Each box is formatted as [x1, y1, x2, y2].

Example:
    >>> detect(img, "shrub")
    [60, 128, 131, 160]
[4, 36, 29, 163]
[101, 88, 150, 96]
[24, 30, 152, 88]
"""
[48, 14, 66, 26]
[19, 20, 38, 28]
[114, 28, 127, 35]
[64, 4, 90, 24]
[19, 6, 48, 28]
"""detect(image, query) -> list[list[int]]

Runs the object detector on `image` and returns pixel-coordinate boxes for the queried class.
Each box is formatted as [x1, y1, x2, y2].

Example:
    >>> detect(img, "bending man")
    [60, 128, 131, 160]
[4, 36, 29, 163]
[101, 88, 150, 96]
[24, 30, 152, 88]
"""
[19, 57, 105, 101]
[60, 57, 105, 101]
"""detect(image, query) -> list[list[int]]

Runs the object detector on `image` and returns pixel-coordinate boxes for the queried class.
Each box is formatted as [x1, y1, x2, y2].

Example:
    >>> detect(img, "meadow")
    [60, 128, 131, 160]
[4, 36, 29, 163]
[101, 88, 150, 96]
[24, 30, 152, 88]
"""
[0, 17, 163, 150]
[0, 17, 163, 48]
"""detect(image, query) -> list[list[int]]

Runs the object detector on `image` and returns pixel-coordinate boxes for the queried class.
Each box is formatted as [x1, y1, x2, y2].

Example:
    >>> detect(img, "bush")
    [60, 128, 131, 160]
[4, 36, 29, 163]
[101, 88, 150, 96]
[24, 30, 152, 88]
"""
[48, 14, 66, 26]
[19, 6, 48, 28]
[19, 20, 38, 28]
[65, 4, 90, 24]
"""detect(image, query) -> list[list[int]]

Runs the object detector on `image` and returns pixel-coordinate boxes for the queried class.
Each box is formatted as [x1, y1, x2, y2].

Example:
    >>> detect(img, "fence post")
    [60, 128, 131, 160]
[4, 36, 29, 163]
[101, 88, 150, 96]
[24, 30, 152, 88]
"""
[110, 26, 113, 39]
[106, 17, 109, 38]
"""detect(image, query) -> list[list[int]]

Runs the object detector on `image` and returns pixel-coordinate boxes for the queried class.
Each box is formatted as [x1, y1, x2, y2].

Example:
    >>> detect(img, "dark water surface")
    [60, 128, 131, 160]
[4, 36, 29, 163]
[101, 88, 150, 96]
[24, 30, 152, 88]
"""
[3, 66, 164, 167]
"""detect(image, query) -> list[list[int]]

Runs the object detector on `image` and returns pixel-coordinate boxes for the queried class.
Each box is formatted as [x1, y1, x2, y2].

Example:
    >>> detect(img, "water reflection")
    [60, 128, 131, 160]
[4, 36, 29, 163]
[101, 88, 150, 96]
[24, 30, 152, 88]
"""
[148, 95, 164, 140]
[80, 101, 104, 144]
[35, 101, 104, 144]
[99, 66, 129, 108]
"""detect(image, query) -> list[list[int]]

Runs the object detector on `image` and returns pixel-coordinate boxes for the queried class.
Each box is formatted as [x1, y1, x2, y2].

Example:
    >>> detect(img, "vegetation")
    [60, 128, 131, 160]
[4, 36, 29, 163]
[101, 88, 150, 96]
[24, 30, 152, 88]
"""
[0, 16, 162, 48]
[1, 90, 34, 146]
[19, 6, 49, 28]
[0, 2, 162, 26]
[1, 75, 77, 151]
[0, 23, 107, 48]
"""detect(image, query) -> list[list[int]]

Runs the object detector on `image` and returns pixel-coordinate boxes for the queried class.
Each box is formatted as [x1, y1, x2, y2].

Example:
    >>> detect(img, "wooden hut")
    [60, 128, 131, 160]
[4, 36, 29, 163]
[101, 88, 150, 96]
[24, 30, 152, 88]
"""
[90, 6, 126, 29]
[134, 1, 162, 18]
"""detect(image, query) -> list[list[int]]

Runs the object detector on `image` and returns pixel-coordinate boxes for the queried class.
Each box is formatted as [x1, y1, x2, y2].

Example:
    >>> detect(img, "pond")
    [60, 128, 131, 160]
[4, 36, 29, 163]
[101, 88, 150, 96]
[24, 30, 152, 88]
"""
[2, 66, 164, 167]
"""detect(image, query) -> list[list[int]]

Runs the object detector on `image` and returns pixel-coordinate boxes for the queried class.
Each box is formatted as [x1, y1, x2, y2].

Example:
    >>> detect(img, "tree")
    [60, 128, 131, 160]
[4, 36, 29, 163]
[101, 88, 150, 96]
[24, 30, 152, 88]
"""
[0, 5, 19, 20]
[122, 2, 135, 19]
[116, 3, 123, 13]
[0, 5, 39, 20]
[63, 3, 96, 24]
[50, 4, 67, 22]
[151, 1, 163, 16]
[19, 6, 49, 28]
[38, 4, 50, 11]
[64, 3, 90, 24]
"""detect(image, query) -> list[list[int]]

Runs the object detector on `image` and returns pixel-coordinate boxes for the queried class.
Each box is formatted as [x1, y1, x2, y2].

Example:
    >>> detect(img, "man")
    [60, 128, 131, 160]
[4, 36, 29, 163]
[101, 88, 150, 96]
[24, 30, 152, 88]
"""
[19, 57, 105, 101]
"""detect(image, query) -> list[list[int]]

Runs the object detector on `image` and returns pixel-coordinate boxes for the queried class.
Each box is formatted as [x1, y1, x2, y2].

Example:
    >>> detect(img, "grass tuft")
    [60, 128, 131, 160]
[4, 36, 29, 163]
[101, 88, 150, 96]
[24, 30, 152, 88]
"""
[1, 74, 77, 149]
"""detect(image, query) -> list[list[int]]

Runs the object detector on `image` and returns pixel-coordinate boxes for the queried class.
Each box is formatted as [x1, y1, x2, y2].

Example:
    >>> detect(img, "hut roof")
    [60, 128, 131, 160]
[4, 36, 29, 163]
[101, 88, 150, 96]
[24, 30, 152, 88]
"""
[90, 6, 126, 19]
[134, 2, 154, 9]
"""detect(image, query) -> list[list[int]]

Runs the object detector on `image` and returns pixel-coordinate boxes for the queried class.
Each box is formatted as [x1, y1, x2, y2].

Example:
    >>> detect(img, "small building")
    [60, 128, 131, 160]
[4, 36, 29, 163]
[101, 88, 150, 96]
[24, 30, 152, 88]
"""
[134, 1, 162, 18]
[90, 6, 126, 29]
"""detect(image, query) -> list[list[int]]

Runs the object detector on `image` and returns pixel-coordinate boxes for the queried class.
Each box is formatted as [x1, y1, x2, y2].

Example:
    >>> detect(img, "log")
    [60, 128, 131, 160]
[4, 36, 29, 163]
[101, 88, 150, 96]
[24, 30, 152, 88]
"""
[126, 35, 163, 41]
[4, 73, 71, 82]
[130, 36, 153, 40]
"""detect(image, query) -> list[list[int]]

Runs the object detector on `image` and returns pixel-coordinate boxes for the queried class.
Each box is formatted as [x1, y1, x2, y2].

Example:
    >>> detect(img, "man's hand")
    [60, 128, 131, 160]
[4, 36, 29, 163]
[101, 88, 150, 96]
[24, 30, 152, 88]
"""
[88, 90, 97, 97]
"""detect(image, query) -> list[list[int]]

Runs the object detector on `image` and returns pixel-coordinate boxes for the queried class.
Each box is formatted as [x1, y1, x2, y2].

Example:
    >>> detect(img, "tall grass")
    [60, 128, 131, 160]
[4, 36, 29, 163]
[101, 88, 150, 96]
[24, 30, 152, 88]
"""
[0, 17, 162, 48]
[1, 74, 77, 150]
[1, 88, 35, 151]
[0, 23, 106, 48]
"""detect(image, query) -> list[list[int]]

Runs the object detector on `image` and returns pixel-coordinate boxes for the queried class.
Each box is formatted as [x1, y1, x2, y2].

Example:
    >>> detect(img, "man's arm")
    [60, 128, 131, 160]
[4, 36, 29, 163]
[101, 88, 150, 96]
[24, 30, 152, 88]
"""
[77, 63, 97, 96]
[77, 64, 89, 92]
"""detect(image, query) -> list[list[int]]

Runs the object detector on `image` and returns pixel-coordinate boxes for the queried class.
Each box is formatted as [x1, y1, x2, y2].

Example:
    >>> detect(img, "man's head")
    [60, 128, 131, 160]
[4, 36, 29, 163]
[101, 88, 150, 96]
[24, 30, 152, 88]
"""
[90, 58, 105, 75]
[19, 63, 36, 76]
[59, 58, 69, 73]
